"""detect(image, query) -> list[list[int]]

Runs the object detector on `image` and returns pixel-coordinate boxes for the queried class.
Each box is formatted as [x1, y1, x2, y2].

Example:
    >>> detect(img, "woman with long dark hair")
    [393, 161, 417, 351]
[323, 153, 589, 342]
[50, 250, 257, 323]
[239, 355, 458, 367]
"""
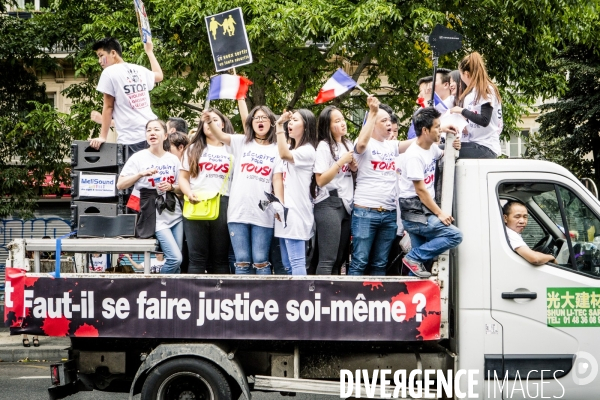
[117, 119, 183, 273]
[449, 52, 503, 158]
[202, 105, 280, 275]
[179, 108, 234, 274]
[312, 106, 356, 275]
[273, 109, 319, 275]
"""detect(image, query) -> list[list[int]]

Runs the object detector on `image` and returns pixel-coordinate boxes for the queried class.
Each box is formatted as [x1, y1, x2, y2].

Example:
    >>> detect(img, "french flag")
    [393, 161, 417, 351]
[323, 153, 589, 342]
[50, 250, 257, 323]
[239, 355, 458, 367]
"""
[433, 92, 448, 113]
[207, 74, 253, 100]
[314, 69, 357, 104]
[408, 93, 449, 139]
[126, 188, 141, 212]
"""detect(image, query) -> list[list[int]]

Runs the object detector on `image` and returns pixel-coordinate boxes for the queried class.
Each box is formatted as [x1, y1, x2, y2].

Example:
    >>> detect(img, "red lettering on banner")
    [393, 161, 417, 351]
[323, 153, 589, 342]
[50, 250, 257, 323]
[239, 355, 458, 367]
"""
[241, 163, 271, 176]
[370, 161, 396, 171]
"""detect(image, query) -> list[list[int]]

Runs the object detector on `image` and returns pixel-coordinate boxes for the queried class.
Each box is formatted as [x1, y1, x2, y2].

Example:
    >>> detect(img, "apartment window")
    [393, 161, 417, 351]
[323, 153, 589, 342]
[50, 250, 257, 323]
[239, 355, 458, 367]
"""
[16, 0, 49, 10]
[45, 92, 56, 109]
[503, 130, 529, 158]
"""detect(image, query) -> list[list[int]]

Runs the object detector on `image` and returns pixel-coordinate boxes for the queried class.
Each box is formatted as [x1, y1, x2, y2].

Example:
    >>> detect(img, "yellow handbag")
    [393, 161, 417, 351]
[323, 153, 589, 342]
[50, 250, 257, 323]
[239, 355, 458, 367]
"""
[183, 155, 232, 220]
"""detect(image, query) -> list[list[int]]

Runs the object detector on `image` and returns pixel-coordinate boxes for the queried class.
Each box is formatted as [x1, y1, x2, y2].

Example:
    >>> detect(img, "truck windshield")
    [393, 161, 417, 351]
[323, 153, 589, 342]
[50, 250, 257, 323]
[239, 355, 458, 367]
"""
[532, 185, 600, 275]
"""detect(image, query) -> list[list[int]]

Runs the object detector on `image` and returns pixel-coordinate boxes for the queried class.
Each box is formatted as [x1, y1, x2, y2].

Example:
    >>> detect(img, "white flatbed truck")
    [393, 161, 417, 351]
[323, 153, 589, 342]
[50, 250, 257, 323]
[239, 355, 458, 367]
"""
[4, 137, 600, 399]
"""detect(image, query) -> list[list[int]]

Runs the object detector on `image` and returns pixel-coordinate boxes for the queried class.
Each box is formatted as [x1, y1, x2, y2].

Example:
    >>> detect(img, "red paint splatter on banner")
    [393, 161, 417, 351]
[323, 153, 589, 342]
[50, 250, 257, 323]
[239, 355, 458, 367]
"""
[24, 277, 39, 287]
[390, 281, 441, 340]
[41, 315, 71, 336]
[363, 282, 383, 290]
[74, 323, 99, 337]
[417, 310, 441, 341]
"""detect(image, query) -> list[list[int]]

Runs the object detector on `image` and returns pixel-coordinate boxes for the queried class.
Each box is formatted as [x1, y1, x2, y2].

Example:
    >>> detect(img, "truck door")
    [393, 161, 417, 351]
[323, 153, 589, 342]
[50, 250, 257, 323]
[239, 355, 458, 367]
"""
[488, 172, 600, 400]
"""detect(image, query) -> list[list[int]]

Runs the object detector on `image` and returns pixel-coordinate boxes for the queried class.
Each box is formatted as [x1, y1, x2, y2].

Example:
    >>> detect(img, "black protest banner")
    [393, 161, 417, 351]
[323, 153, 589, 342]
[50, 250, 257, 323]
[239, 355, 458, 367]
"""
[4, 269, 441, 341]
[205, 7, 253, 72]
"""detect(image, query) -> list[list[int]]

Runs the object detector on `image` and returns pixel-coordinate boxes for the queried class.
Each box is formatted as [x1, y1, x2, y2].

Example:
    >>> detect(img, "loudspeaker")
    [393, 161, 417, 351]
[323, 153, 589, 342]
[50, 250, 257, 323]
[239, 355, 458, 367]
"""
[71, 171, 119, 201]
[77, 214, 137, 238]
[71, 141, 124, 171]
[71, 201, 119, 229]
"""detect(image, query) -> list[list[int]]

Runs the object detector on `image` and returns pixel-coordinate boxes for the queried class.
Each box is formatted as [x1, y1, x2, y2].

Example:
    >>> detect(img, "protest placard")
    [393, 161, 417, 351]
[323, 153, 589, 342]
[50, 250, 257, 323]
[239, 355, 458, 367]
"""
[205, 8, 253, 72]
[133, 0, 152, 43]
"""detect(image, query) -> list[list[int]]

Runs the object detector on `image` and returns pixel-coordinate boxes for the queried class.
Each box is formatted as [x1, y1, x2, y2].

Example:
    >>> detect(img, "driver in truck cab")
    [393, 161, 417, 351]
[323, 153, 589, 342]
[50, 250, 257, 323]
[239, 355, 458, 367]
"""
[503, 200, 556, 265]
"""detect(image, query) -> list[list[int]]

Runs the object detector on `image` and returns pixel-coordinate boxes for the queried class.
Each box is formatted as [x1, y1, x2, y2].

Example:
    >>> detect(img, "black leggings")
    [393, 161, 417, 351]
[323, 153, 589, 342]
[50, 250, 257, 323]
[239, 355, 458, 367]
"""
[313, 195, 351, 275]
[183, 196, 230, 274]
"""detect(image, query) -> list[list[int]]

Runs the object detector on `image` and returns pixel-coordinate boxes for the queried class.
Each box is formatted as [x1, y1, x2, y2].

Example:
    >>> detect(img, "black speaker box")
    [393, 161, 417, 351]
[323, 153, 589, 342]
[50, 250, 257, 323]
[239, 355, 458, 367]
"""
[76, 214, 137, 238]
[71, 141, 123, 171]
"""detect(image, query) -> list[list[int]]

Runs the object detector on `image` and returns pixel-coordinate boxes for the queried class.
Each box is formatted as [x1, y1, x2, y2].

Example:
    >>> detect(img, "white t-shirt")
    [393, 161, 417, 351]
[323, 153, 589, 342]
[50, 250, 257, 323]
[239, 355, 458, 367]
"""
[228, 135, 281, 228]
[89, 254, 107, 272]
[506, 227, 527, 250]
[462, 87, 503, 154]
[274, 145, 316, 241]
[354, 139, 399, 210]
[96, 63, 157, 144]
[181, 144, 233, 196]
[313, 140, 354, 212]
[142, 258, 166, 273]
[443, 95, 455, 109]
[120, 149, 182, 232]
[397, 142, 443, 199]
[395, 154, 406, 236]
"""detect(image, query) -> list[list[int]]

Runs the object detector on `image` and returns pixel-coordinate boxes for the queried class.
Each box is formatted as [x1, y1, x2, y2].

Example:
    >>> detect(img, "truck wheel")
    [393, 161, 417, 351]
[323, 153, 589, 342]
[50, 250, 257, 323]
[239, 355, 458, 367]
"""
[141, 358, 231, 400]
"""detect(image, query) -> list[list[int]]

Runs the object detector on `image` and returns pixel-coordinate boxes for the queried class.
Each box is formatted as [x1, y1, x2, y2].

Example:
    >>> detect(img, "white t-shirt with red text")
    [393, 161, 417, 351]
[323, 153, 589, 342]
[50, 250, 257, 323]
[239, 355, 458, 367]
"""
[462, 87, 503, 154]
[313, 140, 354, 212]
[275, 145, 316, 240]
[89, 254, 108, 272]
[181, 144, 233, 196]
[120, 149, 182, 232]
[96, 63, 157, 144]
[228, 135, 280, 228]
[354, 138, 399, 210]
[397, 142, 443, 199]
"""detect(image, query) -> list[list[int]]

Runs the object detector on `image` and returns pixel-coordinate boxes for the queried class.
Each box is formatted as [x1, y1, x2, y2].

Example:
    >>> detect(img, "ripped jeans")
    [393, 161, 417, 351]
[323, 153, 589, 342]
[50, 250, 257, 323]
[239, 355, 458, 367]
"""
[228, 222, 274, 275]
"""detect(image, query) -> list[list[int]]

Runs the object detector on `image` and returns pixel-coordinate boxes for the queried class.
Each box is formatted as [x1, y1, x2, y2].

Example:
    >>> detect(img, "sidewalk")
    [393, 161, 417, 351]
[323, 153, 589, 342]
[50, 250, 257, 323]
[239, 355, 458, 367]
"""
[0, 327, 70, 362]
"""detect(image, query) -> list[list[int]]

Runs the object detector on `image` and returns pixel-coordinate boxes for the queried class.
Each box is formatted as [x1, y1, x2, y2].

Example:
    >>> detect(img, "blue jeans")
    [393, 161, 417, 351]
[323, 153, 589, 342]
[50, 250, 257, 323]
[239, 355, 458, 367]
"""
[349, 208, 397, 276]
[155, 221, 183, 274]
[228, 222, 273, 275]
[280, 238, 307, 275]
[402, 215, 463, 263]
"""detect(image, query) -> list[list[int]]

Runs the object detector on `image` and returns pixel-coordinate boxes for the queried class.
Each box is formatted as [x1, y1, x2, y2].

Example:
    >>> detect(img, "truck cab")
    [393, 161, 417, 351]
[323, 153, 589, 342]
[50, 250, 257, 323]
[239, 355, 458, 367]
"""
[456, 159, 600, 398]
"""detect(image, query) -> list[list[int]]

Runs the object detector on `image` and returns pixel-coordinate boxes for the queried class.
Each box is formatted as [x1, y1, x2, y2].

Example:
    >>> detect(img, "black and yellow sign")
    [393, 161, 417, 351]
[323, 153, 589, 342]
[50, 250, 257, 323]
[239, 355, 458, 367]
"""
[205, 8, 253, 72]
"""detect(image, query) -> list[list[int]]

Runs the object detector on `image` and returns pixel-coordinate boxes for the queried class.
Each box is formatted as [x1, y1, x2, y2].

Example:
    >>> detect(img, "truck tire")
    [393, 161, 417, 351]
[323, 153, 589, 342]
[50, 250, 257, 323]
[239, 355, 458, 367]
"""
[141, 358, 232, 400]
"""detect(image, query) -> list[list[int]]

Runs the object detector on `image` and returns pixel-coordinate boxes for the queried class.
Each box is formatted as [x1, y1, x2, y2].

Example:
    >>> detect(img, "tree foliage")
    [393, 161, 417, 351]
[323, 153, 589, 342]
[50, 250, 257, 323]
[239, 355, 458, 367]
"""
[526, 46, 600, 185]
[2, 0, 600, 217]
[0, 15, 64, 219]
[59, 0, 599, 137]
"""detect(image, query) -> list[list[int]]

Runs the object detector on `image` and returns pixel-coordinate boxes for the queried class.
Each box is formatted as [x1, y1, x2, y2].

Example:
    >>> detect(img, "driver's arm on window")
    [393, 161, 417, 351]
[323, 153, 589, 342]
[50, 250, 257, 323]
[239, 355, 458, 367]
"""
[515, 246, 556, 266]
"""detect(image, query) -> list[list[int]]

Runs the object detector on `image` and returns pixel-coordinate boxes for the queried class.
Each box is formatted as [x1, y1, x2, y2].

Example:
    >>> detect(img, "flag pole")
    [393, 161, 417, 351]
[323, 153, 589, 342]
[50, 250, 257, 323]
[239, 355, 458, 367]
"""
[430, 51, 438, 107]
[204, 82, 211, 110]
[355, 84, 370, 97]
